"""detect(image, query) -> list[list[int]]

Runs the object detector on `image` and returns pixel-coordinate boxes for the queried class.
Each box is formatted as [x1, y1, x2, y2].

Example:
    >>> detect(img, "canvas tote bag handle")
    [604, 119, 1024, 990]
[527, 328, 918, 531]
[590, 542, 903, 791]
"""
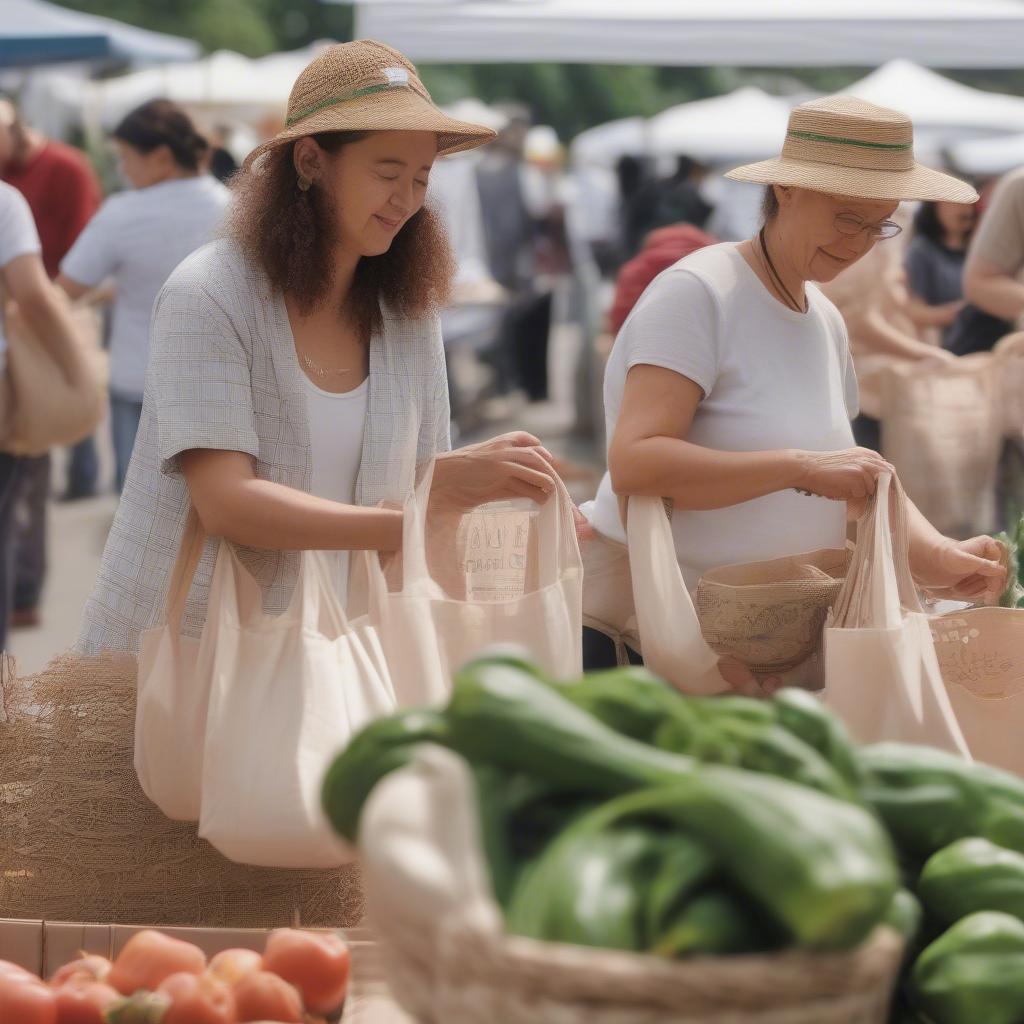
[161, 507, 208, 633]
[625, 495, 730, 695]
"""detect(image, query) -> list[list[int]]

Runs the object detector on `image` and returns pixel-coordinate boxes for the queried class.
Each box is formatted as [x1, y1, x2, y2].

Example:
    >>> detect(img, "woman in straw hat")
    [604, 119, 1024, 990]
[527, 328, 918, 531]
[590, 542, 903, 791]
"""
[77, 40, 561, 654]
[580, 95, 1006, 673]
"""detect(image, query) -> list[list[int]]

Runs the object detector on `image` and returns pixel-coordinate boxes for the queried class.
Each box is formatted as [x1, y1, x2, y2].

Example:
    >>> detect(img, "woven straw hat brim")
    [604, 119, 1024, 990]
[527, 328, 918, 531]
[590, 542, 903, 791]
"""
[242, 88, 496, 171]
[726, 156, 978, 204]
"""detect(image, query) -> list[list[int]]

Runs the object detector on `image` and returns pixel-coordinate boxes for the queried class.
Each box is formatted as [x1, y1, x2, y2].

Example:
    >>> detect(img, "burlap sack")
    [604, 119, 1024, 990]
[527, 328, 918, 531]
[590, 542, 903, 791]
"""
[694, 548, 850, 675]
[0, 653, 363, 928]
[880, 354, 1002, 537]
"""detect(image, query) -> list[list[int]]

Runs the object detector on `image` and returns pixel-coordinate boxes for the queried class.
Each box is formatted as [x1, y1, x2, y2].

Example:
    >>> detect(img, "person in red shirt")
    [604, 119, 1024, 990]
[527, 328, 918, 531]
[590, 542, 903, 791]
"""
[608, 223, 718, 335]
[0, 99, 103, 627]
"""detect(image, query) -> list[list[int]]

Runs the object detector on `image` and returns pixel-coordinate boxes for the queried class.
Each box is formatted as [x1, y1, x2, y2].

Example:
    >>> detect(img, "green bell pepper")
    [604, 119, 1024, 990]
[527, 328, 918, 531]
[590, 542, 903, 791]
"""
[919, 837, 1024, 930]
[911, 911, 1024, 1024]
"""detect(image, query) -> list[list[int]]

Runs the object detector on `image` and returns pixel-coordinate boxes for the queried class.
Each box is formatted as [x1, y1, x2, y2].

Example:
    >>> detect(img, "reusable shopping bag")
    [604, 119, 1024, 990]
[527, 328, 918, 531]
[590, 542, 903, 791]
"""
[135, 508, 210, 821]
[624, 495, 732, 695]
[360, 460, 583, 694]
[824, 472, 971, 756]
[198, 543, 397, 868]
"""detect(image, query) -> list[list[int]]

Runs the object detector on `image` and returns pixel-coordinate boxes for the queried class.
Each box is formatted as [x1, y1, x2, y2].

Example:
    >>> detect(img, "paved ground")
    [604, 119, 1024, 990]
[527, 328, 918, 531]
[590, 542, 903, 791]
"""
[10, 322, 603, 676]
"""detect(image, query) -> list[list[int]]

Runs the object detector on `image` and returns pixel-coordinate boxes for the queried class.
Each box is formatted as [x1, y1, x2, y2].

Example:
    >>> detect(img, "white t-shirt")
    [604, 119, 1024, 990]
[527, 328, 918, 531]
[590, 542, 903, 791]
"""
[61, 175, 230, 399]
[586, 242, 859, 591]
[303, 371, 369, 602]
[0, 182, 42, 371]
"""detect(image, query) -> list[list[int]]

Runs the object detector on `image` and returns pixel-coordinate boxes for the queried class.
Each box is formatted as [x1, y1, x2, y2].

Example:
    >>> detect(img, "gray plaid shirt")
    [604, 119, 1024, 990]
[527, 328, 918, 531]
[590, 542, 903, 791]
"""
[77, 239, 451, 654]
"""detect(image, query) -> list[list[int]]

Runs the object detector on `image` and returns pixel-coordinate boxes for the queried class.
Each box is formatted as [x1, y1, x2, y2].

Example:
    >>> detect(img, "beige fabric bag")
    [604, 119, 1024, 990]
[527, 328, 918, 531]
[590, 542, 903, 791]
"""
[994, 331, 1024, 440]
[199, 543, 395, 868]
[361, 460, 583, 693]
[694, 547, 850, 675]
[824, 473, 971, 756]
[0, 295, 107, 456]
[880, 355, 1002, 536]
[135, 509, 210, 821]
[624, 496, 732, 695]
[931, 607, 1024, 775]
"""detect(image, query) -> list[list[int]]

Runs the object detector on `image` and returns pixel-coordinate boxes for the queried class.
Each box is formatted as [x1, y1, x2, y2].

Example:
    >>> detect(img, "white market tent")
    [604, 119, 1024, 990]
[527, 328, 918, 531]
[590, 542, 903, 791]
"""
[85, 43, 331, 127]
[2, 0, 198, 67]
[352, 0, 1024, 69]
[949, 135, 1024, 176]
[845, 61, 1024, 139]
[648, 88, 793, 162]
[569, 117, 647, 169]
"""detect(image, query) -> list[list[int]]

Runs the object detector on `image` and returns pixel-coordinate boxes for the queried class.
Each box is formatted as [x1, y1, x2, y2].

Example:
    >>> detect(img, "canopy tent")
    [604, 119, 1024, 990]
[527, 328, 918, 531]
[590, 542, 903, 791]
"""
[570, 117, 647, 168]
[1, 0, 199, 67]
[949, 135, 1024, 176]
[351, 0, 1024, 68]
[84, 44, 330, 127]
[648, 88, 793, 162]
[845, 61, 1024, 142]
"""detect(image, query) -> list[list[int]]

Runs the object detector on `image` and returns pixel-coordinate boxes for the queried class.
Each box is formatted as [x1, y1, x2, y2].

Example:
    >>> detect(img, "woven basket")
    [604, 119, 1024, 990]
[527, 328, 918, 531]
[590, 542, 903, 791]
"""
[0, 652, 363, 928]
[694, 547, 850, 674]
[372, 905, 902, 1024]
[359, 746, 903, 1024]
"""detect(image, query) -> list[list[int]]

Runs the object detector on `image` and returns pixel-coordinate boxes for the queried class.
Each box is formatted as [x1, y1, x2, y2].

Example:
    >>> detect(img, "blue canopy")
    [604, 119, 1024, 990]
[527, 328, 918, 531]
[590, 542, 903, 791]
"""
[1, 0, 199, 68]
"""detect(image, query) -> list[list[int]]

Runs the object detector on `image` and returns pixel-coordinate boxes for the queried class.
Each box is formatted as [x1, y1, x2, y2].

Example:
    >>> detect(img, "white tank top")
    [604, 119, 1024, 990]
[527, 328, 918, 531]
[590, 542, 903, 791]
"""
[302, 372, 369, 602]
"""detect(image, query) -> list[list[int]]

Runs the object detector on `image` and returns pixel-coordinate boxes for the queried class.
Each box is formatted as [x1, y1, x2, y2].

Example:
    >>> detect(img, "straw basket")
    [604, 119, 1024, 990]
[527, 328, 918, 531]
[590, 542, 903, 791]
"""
[357, 746, 904, 1024]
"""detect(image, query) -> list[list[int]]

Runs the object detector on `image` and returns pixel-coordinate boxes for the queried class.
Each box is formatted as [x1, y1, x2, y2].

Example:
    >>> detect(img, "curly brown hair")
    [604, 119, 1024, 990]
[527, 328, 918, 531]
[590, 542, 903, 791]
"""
[225, 131, 455, 342]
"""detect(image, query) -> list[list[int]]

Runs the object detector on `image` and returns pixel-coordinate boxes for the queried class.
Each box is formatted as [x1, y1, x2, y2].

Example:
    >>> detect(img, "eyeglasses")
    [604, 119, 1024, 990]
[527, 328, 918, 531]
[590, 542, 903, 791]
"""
[834, 213, 903, 240]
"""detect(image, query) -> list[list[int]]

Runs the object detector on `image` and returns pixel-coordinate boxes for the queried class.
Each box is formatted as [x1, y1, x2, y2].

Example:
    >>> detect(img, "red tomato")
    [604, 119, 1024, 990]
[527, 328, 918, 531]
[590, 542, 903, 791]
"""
[158, 971, 236, 1024]
[52, 976, 120, 1024]
[50, 955, 113, 987]
[262, 929, 351, 1014]
[0, 972, 58, 1024]
[207, 947, 262, 987]
[107, 931, 206, 996]
[234, 970, 303, 1023]
[0, 959, 37, 981]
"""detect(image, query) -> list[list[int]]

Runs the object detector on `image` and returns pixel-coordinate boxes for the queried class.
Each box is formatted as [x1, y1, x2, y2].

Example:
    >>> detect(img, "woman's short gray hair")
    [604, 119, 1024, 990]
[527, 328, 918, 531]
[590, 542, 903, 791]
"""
[760, 185, 779, 225]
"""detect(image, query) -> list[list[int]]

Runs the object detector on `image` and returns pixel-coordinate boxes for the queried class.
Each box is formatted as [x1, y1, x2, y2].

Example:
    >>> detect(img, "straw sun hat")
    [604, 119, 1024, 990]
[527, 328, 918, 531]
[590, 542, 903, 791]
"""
[727, 95, 977, 204]
[243, 39, 496, 171]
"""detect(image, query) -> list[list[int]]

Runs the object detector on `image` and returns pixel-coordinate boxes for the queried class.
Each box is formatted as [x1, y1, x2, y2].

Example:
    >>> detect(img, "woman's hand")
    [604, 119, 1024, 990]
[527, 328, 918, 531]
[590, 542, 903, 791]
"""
[912, 534, 1007, 604]
[430, 431, 558, 511]
[792, 448, 893, 502]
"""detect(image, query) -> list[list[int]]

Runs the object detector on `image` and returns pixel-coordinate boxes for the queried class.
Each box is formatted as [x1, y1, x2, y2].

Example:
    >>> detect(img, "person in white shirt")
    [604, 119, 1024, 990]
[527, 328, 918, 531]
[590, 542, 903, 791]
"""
[57, 99, 231, 491]
[581, 96, 1006, 678]
[0, 182, 92, 648]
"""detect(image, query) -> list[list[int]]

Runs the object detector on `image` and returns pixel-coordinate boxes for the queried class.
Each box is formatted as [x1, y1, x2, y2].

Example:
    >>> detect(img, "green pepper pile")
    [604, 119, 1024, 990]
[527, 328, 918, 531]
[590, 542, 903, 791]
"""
[321, 653, 1024, 1020]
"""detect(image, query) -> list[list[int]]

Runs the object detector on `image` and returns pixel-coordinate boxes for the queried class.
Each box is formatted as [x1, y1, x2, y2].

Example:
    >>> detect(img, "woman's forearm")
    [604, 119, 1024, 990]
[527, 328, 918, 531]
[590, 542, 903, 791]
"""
[201, 476, 403, 552]
[905, 494, 948, 579]
[609, 436, 802, 510]
[964, 269, 1024, 323]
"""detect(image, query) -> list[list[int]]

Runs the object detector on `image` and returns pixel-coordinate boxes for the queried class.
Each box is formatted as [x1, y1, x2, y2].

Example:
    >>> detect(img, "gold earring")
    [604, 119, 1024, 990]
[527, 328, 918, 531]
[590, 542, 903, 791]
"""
[297, 173, 312, 192]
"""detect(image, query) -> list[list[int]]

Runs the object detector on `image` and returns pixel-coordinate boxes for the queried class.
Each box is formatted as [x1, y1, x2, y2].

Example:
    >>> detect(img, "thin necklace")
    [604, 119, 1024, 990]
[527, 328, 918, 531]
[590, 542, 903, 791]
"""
[758, 227, 806, 313]
[300, 351, 353, 378]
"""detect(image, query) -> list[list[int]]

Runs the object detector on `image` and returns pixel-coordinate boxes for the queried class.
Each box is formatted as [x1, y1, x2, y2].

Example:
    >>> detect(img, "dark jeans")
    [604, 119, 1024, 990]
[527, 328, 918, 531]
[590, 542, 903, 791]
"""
[852, 414, 882, 454]
[66, 434, 99, 498]
[111, 393, 144, 492]
[582, 626, 644, 671]
[13, 453, 49, 611]
[0, 453, 25, 650]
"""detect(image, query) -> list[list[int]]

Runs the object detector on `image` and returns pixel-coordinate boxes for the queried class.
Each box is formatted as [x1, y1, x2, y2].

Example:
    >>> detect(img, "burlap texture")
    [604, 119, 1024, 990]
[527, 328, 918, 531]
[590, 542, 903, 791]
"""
[694, 548, 850, 674]
[0, 653, 363, 928]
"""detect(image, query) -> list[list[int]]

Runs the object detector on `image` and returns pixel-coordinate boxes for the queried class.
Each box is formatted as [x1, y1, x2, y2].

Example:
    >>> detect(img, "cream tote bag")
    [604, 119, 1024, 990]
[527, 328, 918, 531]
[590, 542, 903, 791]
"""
[198, 543, 396, 868]
[135, 509, 210, 821]
[824, 473, 971, 757]
[361, 461, 584, 696]
[625, 495, 732, 696]
[932, 607, 1024, 775]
